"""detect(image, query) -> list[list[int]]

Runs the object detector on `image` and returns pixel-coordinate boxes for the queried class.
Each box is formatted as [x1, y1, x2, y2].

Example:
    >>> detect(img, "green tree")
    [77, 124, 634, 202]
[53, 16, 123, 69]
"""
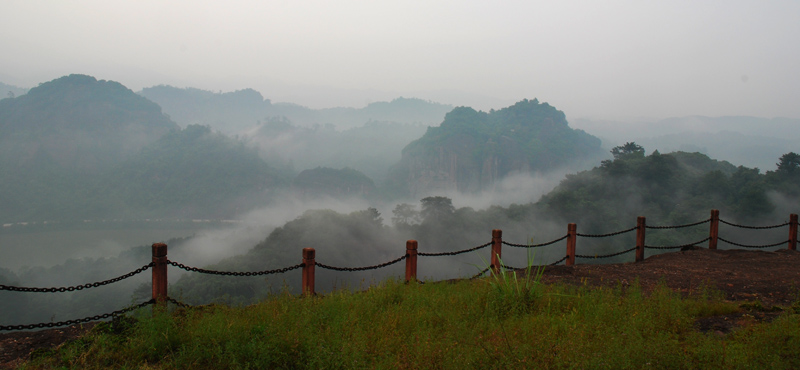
[420, 196, 455, 222]
[610, 142, 645, 160]
[391, 203, 420, 226]
[776, 152, 800, 175]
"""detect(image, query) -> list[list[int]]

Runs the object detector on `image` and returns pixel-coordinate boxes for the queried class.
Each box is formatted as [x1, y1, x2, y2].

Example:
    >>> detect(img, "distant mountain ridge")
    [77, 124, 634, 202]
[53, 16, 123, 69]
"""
[139, 85, 453, 132]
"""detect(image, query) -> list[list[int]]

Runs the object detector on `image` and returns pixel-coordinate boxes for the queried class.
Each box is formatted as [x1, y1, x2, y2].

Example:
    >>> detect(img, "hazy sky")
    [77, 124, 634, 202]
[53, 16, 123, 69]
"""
[1, 0, 798, 120]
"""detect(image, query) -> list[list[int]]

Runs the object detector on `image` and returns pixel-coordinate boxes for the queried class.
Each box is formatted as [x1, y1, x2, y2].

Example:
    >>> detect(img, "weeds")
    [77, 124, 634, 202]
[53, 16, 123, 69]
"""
[20, 276, 800, 370]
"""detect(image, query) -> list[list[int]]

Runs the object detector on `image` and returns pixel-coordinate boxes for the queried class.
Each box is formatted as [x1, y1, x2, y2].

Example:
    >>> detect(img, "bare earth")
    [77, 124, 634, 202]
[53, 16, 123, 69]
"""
[2, 247, 799, 368]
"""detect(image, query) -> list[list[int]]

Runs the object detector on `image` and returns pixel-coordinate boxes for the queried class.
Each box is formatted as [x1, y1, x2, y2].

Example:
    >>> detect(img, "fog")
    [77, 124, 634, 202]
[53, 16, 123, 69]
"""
[2, 1, 799, 119]
[2, 0, 800, 327]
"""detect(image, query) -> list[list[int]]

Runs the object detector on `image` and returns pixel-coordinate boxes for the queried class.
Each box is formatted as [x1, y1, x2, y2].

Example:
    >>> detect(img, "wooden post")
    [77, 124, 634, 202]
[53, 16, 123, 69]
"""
[491, 229, 502, 274]
[302, 248, 315, 296]
[405, 240, 418, 282]
[789, 214, 798, 251]
[566, 223, 576, 266]
[709, 209, 719, 250]
[151, 243, 168, 305]
[635, 216, 646, 262]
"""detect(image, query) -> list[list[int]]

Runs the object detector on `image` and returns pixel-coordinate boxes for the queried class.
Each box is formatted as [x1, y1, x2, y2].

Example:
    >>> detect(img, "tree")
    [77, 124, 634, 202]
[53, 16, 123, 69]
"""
[776, 152, 800, 175]
[391, 203, 420, 226]
[610, 142, 645, 160]
[420, 196, 455, 222]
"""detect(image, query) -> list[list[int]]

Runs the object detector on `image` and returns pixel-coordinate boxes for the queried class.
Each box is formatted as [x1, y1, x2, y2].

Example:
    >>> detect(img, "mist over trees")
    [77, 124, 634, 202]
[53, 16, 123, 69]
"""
[2, 74, 800, 325]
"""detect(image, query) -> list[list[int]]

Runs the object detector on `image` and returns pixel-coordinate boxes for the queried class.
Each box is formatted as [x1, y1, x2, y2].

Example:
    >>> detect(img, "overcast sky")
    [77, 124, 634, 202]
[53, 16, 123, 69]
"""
[1, 0, 798, 120]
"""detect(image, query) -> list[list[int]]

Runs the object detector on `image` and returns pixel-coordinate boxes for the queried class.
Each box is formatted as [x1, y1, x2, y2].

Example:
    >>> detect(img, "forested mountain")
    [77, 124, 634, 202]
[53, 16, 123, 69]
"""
[0, 75, 288, 222]
[0, 75, 180, 222]
[139, 85, 452, 132]
[387, 99, 604, 197]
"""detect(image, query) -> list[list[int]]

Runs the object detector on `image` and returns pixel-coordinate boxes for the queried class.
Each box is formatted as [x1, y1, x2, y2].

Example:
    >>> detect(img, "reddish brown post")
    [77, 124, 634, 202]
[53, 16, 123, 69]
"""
[151, 243, 168, 305]
[302, 248, 315, 296]
[491, 229, 502, 274]
[709, 209, 719, 250]
[566, 223, 577, 266]
[405, 240, 418, 282]
[635, 216, 646, 262]
[789, 214, 798, 251]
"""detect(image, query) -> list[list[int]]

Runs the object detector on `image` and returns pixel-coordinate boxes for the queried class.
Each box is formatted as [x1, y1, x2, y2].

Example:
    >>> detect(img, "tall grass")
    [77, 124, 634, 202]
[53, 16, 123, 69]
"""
[22, 277, 800, 370]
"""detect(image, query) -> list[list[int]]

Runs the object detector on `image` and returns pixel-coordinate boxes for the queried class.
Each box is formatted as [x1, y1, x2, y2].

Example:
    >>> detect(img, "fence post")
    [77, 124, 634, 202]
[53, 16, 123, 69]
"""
[709, 209, 719, 250]
[302, 248, 315, 296]
[405, 240, 418, 282]
[566, 223, 576, 266]
[151, 243, 168, 305]
[789, 214, 798, 251]
[491, 229, 502, 274]
[635, 216, 646, 262]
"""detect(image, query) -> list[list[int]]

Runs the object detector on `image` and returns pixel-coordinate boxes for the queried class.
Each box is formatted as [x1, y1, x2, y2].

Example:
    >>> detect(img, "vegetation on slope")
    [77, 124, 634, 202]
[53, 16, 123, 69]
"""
[20, 278, 800, 369]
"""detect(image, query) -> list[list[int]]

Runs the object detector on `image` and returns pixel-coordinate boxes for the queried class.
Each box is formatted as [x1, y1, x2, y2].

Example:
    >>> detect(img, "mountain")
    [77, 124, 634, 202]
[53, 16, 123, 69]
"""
[139, 85, 453, 132]
[387, 99, 604, 198]
[0, 74, 178, 171]
[0, 75, 288, 222]
[139, 86, 271, 133]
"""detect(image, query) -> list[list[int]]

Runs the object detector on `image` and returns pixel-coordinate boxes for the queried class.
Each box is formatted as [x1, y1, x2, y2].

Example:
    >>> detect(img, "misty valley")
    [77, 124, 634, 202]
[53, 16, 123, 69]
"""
[2, 74, 799, 326]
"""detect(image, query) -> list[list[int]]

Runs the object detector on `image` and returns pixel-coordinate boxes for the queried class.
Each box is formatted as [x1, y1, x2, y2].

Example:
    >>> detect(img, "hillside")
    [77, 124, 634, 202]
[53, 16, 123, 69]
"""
[387, 99, 603, 197]
[0, 75, 288, 222]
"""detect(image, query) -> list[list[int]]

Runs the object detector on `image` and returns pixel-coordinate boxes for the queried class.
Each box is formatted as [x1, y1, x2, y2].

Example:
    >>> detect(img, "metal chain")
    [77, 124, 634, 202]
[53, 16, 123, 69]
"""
[0, 299, 155, 331]
[418, 242, 492, 257]
[576, 226, 637, 238]
[549, 256, 568, 266]
[503, 234, 569, 248]
[166, 297, 192, 308]
[646, 218, 711, 230]
[0, 263, 153, 293]
[719, 219, 790, 230]
[316, 254, 407, 272]
[576, 246, 637, 259]
[167, 260, 303, 276]
[717, 237, 789, 249]
[645, 237, 710, 250]
[469, 266, 491, 279]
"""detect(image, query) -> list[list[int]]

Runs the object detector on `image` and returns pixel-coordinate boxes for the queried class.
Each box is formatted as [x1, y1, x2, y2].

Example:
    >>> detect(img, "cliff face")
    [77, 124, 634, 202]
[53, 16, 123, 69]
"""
[389, 99, 602, 198]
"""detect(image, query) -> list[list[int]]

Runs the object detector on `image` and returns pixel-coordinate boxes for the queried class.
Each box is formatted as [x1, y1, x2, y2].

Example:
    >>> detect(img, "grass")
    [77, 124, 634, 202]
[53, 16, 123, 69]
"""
[20, 275, 800, 370]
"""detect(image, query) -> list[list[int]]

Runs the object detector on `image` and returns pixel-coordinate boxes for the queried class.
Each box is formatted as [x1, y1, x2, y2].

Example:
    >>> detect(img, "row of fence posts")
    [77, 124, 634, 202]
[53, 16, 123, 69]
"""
[150, 210, 799, 301]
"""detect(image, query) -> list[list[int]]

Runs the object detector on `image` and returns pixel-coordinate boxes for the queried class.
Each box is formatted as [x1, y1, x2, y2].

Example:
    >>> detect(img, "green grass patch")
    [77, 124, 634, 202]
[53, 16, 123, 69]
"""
[21, 278, 800, 369]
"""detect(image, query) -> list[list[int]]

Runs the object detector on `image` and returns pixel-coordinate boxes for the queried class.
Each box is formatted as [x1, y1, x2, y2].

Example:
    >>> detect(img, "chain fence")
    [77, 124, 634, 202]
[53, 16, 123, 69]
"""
[316, 254, 407, 272]
[2, 212, 796, 331]
[644, 237, 711, 250]
[0, 299, 155, 331]
[166, 260, 303, 276]
[718, 237, 789, 249]
[503, 234, 569, 248]
[418, 242, 492, 257]
[576, 226, 637, 238]
[720, 219, 790, 230]
[0, 263, 153, 293]
[646, 218, 710, 230]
